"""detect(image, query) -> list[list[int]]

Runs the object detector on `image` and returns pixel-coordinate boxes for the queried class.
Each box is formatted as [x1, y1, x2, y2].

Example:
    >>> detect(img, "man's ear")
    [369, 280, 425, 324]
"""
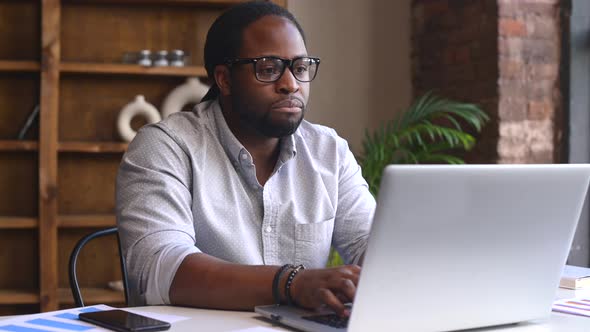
[214, 65, 232, 96]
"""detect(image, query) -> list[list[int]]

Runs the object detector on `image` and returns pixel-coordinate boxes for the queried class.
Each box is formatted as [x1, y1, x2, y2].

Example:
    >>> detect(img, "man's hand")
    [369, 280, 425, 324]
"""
[288, 265, 361, 317]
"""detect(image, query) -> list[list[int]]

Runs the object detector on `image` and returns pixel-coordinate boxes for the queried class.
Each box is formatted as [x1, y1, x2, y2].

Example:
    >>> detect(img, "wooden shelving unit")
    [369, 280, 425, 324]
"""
[0, 0, 285, 315]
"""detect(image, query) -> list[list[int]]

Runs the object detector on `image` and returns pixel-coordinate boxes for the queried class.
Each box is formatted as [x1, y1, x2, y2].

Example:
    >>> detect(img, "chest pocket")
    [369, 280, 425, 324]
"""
[295, 217, 335, 268]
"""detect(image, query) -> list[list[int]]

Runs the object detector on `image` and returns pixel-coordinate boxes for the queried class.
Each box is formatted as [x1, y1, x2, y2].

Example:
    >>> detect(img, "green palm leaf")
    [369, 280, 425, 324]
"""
[360, 92, 488, 196]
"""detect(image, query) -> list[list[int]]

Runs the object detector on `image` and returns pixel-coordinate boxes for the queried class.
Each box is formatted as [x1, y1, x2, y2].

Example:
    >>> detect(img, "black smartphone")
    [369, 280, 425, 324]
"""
[78, 309, 171, 332]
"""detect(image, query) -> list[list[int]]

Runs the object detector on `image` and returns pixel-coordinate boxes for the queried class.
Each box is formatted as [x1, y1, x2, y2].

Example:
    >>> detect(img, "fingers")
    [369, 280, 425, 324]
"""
[324, 266, 359, 314]
[336, 278, 356, 303]
[334, 265, 361, 286]
[293, 265, 361, 317]
[318, 288, 350, 317]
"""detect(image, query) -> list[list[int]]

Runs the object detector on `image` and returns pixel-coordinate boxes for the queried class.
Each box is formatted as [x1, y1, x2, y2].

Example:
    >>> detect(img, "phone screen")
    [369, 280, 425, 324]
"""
[78, 309, 171, 332]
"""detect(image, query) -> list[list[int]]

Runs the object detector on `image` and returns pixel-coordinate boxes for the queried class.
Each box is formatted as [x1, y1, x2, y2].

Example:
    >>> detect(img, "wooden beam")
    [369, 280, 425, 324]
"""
[39, 0, 60, 312]
[0, 61, 40, 72]
[0, 217, 38, 229]
[0, 290, 40, 305]
[0, 140, 38, 152]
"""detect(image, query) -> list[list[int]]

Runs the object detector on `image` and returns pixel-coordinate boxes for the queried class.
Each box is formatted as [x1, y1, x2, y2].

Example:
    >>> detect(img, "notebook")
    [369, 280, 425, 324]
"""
[255, 164, 590, 332]
[560, 265, 590, 289]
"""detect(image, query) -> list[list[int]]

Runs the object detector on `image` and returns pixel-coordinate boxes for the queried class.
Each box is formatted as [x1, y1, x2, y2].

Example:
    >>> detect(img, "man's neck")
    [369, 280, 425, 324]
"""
[220, 101, 281, 186]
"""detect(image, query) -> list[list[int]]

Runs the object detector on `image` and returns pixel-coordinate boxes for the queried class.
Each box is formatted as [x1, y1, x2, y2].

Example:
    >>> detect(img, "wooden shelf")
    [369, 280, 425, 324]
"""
[58, 287, 124, 305]
[60, 62, 207, 77]
[0, 289, 39, 304]
[0, 217, 38, 229]
[0, 140, 38, 152]
[58, 142, 128, 153]
[63, 0, 246, 6]
[0, 60, 40, 73]
[58, 214, 116, 228]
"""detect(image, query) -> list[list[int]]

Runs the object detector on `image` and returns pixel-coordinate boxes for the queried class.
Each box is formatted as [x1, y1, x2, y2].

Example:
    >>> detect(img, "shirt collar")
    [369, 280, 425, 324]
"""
[210, 99, 297, 167]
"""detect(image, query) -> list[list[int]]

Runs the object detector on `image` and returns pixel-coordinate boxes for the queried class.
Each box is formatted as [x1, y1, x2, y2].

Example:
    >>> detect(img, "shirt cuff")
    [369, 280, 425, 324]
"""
[144, 244, 200, 305]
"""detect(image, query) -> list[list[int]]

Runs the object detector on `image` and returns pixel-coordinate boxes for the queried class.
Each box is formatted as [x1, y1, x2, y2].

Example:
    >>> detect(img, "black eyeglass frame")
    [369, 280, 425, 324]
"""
[224, 56, 321, 83]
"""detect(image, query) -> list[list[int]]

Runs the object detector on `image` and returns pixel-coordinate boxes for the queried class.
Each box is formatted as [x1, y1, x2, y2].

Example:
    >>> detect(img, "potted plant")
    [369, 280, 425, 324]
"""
[327, 92, 489, 266]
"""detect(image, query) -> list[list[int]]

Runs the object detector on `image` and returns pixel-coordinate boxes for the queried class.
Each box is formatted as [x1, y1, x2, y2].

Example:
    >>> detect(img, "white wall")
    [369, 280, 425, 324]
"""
[289, 0, 412, 155]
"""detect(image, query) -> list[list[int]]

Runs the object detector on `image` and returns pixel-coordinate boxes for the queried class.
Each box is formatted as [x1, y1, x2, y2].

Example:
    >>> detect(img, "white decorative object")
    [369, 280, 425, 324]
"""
[107, 280, 124, 292]
[153, 50, 169, 67]
[117, 95, 161, 142]
[169, 49, 185, 67]
[137, 50, 152, 67]
[161, 77, 209, 119]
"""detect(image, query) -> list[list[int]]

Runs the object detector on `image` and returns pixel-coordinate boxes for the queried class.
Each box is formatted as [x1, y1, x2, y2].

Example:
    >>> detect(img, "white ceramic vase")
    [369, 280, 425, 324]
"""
[161, 77, 209, 119]
[117, 95, 161, 142]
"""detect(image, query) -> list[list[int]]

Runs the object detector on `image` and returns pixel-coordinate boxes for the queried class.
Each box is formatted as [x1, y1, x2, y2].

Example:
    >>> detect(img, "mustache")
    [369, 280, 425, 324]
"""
[271, 97, 305, 109]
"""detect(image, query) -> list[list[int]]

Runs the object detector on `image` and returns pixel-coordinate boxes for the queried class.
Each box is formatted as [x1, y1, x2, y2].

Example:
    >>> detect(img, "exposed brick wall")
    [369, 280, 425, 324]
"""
[411, 0, 563, 164]
[412, 0, 500, 163]
[497, 0, 562, 163]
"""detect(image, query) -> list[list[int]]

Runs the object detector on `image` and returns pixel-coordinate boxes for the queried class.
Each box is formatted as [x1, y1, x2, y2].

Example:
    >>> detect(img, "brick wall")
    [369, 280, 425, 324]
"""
[412, 0, 563, 163]
[497, 0, 562, 163]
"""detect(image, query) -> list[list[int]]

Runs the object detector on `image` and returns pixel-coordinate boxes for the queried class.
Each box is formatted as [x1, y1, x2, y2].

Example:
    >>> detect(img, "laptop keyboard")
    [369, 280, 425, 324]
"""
[303, 314, 349, 329]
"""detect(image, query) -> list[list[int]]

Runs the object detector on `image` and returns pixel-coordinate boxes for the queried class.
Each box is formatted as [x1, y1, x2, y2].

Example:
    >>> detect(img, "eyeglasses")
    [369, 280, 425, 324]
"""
[225, 56, 320, 83]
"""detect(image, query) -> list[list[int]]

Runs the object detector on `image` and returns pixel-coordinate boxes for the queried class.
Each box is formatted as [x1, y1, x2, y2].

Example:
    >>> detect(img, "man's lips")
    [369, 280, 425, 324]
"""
[271, 99, 304, 113]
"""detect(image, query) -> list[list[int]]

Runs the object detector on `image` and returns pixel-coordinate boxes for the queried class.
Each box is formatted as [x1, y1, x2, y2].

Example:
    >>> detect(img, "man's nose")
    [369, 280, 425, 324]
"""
[275, 67, 300, 94]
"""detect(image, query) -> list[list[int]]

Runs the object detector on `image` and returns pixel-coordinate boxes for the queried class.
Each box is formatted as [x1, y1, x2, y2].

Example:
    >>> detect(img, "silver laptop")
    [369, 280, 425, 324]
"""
[256, 164, 590, 332]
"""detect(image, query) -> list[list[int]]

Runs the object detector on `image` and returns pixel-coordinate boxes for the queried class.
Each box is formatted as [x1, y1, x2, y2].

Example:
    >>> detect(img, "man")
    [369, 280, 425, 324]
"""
[116, 1, 375, 317]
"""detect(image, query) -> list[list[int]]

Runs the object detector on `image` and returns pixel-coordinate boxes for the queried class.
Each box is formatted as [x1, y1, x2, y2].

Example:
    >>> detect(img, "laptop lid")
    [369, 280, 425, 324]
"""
[348, 164, 590, 331]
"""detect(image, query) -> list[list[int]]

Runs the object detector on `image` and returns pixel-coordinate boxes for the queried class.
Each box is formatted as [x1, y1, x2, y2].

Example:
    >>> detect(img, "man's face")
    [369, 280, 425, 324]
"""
[229, 15, 310, 138]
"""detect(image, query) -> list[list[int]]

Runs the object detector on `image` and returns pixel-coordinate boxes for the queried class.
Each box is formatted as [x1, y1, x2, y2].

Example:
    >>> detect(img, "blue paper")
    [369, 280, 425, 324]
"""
[26, 319, 92, 331]
[0, 325, 53, 332]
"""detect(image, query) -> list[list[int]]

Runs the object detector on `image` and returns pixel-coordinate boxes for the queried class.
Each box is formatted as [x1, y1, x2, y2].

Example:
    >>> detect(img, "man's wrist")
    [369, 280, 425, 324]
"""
[285, 264, 305, 306]
[279, 268, 292, 303]
[272, 264, 293, 304]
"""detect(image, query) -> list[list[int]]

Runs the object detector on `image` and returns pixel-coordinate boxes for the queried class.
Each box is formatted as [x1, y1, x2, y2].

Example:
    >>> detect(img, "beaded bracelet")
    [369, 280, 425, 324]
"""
[285, 264, 305, 306]
[272, 264, 294, 305]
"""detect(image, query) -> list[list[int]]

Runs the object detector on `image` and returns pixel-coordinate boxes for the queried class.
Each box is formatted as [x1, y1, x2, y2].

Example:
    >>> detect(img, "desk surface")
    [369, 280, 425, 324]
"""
[132, 304, 589, 332]
[125, 288, 590, 332]
[2, 289, 589, 332]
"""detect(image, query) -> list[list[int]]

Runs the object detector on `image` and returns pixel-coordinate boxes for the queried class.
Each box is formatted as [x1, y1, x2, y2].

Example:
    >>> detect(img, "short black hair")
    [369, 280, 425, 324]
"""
[202, 1, 306, 101]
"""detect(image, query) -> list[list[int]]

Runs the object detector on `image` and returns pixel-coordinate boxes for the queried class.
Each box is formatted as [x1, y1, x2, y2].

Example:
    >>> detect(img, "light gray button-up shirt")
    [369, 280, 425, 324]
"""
[116, 99, 376, 305]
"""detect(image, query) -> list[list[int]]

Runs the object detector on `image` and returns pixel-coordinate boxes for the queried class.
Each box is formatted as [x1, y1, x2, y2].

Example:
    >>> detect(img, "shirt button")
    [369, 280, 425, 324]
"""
[265, 226, 272, 233]
[241, 154, 248, 160]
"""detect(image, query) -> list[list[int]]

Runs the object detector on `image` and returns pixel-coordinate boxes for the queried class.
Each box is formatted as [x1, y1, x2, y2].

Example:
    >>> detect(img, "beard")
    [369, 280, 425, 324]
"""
[231, 93, 305, 138]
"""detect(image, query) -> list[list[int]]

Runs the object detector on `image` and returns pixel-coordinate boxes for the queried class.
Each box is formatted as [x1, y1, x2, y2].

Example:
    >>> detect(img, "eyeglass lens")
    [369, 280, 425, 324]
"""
[255, 57, 318, 82]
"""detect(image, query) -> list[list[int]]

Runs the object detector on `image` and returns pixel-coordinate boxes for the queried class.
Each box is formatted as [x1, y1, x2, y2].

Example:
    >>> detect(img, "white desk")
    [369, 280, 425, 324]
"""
[130, 303, 590, 332]
[2, 289, 589, 331]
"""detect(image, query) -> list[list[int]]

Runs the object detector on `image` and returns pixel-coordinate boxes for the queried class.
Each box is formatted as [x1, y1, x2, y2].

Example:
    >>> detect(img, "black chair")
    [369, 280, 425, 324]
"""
[69, 227, 130, 307]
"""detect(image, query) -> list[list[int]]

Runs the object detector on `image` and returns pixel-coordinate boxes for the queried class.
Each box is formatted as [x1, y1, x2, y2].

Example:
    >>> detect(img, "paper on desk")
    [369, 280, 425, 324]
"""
[0, 304, 189, 332]
[552, 297, 590, 317]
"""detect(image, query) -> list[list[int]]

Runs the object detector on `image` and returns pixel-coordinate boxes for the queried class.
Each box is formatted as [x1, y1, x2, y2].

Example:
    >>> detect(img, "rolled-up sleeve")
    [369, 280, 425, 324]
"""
[116, 124, 199, 305]
[332, 140, 376, 264]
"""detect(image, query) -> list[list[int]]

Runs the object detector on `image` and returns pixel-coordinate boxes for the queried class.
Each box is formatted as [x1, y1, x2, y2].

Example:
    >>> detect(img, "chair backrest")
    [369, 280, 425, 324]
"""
[68, 227, 130, 307]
